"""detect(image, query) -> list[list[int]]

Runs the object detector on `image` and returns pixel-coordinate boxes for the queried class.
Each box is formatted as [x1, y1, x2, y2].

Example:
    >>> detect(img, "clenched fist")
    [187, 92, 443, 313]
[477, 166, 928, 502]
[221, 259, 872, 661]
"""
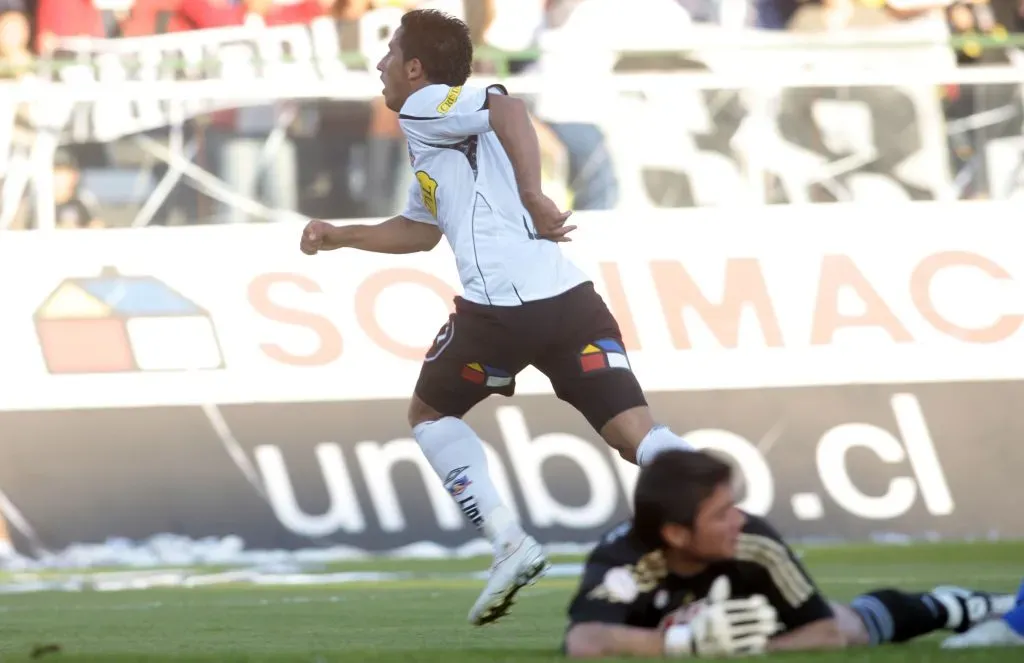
[300, 219, 332, 255]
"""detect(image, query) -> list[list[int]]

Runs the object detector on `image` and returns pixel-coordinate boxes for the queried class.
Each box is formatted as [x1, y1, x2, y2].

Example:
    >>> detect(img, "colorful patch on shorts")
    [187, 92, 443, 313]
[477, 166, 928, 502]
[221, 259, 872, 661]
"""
[461, 362, 513, 388]
[579, 339, 631, 373]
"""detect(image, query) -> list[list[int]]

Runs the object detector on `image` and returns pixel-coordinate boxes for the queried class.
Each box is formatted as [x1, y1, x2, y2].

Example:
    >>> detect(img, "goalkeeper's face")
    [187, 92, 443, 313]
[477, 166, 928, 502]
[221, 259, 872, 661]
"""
[675, 483, 746, 563]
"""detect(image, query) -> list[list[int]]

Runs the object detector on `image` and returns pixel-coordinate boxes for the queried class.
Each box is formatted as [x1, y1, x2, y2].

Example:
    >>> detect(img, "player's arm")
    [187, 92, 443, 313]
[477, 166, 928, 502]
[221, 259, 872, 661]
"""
[302, 216, 441, 255]
[300, 179, 442, 255]
[486, 92, 543, 202]
[767, 617, 845, 652]
[565, 623, 664, 658]
[736, 518, 844, 652]
[563, 553, 661, 658]
[486, 91, 574, 241]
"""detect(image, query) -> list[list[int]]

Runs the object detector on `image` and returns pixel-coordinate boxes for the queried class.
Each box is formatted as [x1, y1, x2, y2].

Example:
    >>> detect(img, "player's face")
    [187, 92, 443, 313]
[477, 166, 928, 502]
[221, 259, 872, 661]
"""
[377, 29, 413, 112]
[687, 483, 746, 561]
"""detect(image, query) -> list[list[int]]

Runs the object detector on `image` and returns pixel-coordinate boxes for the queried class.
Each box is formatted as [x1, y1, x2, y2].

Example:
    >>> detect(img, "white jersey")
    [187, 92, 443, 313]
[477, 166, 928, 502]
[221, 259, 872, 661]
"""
[399, 83, 589, 306]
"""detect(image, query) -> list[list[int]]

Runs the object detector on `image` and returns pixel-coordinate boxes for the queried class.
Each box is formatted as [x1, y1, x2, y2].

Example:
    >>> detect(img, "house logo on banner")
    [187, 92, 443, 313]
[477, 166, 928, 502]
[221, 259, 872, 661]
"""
[33, 266, 225, 375]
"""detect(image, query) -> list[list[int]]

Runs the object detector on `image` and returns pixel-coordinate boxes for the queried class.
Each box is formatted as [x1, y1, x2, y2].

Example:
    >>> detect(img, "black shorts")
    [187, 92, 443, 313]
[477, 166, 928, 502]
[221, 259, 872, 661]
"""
[414, 282, 647, 432]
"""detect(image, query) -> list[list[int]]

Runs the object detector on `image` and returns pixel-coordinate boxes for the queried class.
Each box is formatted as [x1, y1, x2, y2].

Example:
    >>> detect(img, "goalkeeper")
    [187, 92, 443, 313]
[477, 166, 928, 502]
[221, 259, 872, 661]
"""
[563, 450, 1013, 658]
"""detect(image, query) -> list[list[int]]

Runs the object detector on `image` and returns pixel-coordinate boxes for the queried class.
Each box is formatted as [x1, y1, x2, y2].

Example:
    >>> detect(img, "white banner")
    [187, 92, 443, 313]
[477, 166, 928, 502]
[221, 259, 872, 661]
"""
[2, 202, 1023, 412]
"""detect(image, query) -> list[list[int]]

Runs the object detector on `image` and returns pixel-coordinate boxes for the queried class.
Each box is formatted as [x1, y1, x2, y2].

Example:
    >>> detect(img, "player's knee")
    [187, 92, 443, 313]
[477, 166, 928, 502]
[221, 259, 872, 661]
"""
[407, 396, 443, 429]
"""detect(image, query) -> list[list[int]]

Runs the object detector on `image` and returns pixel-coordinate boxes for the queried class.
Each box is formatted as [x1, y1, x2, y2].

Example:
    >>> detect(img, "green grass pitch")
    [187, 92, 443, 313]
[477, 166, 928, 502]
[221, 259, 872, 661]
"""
[0, 541, 1022, 662]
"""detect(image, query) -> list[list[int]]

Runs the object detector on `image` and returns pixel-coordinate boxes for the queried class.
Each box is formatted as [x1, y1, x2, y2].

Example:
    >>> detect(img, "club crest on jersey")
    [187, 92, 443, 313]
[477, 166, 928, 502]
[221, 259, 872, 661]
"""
[587, 551, 667, 603]
[436, 86, 462, 114]
[461, 362, 512, 388]
[595, 566, 639, 604]
[579, 339, 631, 373]
[443, 466, 472, 497]
[425, 319, 455, 362]
[416, 170, 438, 218]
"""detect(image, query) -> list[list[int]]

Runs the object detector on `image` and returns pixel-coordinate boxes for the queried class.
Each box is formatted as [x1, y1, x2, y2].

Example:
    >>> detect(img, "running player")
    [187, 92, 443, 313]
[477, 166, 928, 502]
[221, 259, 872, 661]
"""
[298, 9, 694, 626]
[564, 450, 1015, 657]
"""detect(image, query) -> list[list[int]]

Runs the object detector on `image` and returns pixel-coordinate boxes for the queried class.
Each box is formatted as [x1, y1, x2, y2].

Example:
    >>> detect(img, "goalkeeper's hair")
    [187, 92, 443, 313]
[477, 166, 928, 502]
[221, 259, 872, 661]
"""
[399, 9, 473, 87]
[633, 450, 733, 549]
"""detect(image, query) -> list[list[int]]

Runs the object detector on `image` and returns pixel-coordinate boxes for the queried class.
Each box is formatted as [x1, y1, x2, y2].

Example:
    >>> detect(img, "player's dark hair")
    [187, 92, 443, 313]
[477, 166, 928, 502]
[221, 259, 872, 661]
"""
[632, 450, 733, 549]
[399, 9, 473, 87]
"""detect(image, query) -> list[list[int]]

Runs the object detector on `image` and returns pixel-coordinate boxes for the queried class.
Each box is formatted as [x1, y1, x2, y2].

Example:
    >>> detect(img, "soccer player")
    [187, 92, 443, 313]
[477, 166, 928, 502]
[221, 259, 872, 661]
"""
[942, 579, 1024, 649]
[564, 450, 1015, 658]
[298, 9, 695, 626]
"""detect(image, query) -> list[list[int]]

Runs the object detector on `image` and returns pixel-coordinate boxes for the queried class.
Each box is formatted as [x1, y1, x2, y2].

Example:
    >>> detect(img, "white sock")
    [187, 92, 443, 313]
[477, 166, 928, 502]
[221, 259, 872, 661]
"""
[933, 592, 966, 630]
[414, 417, 524, 550]
[636, 425, 694, 466]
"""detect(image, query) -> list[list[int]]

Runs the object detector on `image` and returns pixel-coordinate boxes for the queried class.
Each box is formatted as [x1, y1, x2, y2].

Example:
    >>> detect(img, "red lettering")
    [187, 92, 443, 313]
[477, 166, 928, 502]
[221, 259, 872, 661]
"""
[912, 251, 1022, 343]
[598, 262, 641, 351]
[249, 273, 343, 366]
[355, 268, 456, 360]
[651, 258, 783, 349]
[811, 255, 912, 345]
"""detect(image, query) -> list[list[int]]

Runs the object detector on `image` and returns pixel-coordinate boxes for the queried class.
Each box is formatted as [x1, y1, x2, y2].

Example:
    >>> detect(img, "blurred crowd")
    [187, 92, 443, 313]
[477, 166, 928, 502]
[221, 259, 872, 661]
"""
[0, 0, 1023, 229]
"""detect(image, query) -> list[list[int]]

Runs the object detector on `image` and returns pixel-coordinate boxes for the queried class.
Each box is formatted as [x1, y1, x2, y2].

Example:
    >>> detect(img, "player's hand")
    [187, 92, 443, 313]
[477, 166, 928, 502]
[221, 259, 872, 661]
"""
[300, 219, 331, 255]
[663, 576, 779, 658]
[522, 191, 576, 243]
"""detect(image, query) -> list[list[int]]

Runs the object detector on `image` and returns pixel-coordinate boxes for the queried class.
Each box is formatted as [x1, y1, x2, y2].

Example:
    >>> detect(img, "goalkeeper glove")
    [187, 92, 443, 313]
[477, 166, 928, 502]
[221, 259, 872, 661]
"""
[663, 576, 778, 658]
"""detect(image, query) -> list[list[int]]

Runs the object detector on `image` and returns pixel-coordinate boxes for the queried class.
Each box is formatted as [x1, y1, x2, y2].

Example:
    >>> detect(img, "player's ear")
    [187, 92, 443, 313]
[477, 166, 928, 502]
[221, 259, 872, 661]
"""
[660, 523, 690, 550]
[405, 57, 423, 80]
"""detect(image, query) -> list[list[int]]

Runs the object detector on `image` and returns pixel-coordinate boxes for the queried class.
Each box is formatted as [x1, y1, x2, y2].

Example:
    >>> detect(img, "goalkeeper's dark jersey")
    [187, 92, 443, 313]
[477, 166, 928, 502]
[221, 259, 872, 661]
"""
[566, 514, 833, 633]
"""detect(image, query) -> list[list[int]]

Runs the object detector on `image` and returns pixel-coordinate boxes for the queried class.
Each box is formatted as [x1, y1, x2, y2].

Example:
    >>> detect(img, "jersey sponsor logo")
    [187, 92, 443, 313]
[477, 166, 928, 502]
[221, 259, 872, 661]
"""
[415, 170, 439, 219]
[579, 339, 631, 374]
[436, 86, 462, 114]
[461, 363, 513, 388]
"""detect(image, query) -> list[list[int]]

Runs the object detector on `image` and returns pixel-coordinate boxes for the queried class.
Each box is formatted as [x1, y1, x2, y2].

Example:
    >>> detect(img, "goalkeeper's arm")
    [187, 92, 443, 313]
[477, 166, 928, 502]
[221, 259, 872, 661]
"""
[565, 623, 665, 659]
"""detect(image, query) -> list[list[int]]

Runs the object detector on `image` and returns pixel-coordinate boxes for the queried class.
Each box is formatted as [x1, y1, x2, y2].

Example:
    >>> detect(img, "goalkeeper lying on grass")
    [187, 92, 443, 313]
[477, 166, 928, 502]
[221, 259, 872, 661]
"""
[563, 450, 1016, 658]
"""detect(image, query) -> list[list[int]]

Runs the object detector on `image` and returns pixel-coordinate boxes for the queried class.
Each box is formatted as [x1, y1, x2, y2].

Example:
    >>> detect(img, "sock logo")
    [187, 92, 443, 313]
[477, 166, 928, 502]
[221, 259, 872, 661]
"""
[964, 595, 990, 625]
[457, 495, 484, 530]
[443, 466, 472, 497]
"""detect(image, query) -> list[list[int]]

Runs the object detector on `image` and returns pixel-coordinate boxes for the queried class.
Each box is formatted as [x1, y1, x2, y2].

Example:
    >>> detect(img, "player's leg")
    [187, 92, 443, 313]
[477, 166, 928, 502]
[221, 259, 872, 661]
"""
[836, 586, 1015, 647]
[532, 283, 691, 465]
[409, 309, 547, 626]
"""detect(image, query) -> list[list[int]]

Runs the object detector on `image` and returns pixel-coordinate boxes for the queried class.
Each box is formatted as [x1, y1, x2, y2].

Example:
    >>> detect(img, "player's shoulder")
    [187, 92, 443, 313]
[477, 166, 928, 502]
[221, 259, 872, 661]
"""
[586, 521, 661, 572]
[583, 521, 668, 601]
[734, 513, 799, 567]
[399, 83, 508, 120]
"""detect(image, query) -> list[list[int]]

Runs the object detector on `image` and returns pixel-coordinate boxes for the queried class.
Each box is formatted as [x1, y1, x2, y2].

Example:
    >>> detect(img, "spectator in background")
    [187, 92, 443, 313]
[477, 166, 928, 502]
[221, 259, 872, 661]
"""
[178, 0, 331, 29]
[528, 0, 623, 211]
[186, 0, 333, 223]
[0, 4, 32, 77]
[119, 0, 192, 35]
[0, 2, 34, 231]
[52, 149, 104, 229]
[35, 0, 107, 53]
[944, 0, 1019, 199]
